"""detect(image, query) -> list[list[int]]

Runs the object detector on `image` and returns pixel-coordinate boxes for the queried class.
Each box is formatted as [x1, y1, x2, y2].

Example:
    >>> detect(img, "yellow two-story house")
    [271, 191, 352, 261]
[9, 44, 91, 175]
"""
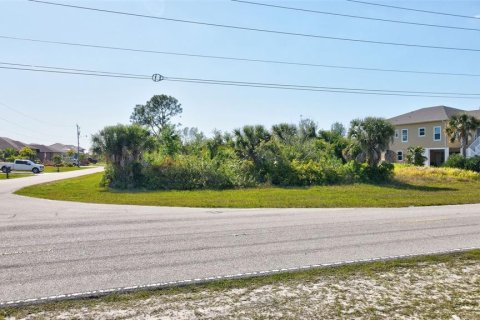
[389, 106, 480, 166]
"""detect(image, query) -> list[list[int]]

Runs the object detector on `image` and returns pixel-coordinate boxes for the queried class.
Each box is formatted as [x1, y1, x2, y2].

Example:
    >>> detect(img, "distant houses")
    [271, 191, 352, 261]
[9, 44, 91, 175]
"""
[0, 137, 85, 163]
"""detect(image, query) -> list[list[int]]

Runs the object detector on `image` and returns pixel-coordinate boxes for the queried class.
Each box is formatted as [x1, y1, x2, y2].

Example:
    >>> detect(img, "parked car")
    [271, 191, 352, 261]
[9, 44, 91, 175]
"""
[0, 159, 45, 174]
[87, 157, 98, 164]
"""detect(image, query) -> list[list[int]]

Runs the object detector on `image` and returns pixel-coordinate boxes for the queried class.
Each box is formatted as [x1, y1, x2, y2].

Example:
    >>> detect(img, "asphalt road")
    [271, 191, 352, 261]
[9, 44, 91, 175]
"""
[1, 167, 480, 303]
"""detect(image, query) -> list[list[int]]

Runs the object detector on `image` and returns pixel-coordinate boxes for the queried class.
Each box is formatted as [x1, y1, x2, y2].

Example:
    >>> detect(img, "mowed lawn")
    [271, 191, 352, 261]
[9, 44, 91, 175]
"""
[0, 172, 34, 180]
[0, 166, 87, 180]
[43, 166, 88, 173]
[14, 166, 480, 207]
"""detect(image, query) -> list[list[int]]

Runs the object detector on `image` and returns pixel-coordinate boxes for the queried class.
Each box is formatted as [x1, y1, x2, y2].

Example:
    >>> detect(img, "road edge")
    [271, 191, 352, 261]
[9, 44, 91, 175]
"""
[1, 246, 478, 308]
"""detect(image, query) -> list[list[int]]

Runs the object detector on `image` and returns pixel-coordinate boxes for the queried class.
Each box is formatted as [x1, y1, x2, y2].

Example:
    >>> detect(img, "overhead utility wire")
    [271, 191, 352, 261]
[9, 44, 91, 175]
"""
[1, 63, 479, 99]
[0, 111, 62, 139]
[27, 0, 480, 53]
[231, 0, 480, 32]
[0, 62, 151, 78]
[0, 100, 72, 128]
[0, 65, 150, 80]
[2, 35, 480, 78]
[347, 0, 480, 20]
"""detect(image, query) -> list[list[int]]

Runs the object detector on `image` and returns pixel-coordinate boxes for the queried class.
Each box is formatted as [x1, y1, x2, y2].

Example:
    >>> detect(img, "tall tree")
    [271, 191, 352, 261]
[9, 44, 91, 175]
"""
[348, 117, 395, 167]
[130, 95, 182, 137]
[445, 114, 480, 157]
[298, 118, 317, 140]
[330, 122, 346, 137]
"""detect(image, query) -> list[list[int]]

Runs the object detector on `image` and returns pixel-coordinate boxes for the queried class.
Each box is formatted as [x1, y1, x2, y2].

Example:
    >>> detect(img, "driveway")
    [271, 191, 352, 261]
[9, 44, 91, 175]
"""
[1, 167, 479, 304]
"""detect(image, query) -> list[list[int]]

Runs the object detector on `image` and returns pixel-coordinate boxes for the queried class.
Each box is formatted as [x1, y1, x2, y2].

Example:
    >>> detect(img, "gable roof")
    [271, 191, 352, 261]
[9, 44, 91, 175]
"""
[29, 144, 59, 153]
[49, 143, 85, 153]
[388, 106, 467, 125]
[0, 137, 29, 151]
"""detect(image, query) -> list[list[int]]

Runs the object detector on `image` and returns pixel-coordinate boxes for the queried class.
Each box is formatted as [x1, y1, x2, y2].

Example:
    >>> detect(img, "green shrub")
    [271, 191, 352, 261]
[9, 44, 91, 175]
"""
[143, 156, 237, 190]
[465, 156, 480, 172]
[406, 146, 427, 166]
[361, 162, 394, 182]
[444, 154, 480, 173]
[444, 154, 466, 169]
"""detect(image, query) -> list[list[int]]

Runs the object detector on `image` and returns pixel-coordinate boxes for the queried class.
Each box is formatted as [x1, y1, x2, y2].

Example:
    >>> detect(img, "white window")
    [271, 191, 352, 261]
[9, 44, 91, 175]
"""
[418, 127, 425, 137]
[433, 126, 441, 141]
[401, 129, 408, 142]
[397, 151, 403, 161]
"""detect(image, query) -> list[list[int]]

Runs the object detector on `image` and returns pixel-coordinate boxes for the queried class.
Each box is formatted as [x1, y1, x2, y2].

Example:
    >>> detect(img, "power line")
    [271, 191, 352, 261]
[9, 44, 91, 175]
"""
[2, 35, 480, 78]
[27, 0, 480, 53]
[0, 66, 150, 80]
[0, 112, 63, 140]
[232, 0, 480, 32]
[0, 62, 150, 79]
[347, 0, 480, 20]
[0, 62, 150, 78]
[0, 100, 72, 128]
[1, 62, 479, 99]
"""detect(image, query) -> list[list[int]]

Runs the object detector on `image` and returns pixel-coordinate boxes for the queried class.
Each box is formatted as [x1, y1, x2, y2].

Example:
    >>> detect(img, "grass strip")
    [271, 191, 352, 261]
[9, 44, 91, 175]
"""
[14, 170, 480, 207]
[1, 249, 479, 319]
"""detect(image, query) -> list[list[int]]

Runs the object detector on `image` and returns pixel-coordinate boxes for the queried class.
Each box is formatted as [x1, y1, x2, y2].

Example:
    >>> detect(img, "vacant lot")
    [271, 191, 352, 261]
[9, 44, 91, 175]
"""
[2, 250, 479, 320]
[15, 166, 480, 207]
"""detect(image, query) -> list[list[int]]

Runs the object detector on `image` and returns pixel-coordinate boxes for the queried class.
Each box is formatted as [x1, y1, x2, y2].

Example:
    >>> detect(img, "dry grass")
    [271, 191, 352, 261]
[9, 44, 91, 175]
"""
[2, 250, 479, 320]
[395, 164, 480, 182]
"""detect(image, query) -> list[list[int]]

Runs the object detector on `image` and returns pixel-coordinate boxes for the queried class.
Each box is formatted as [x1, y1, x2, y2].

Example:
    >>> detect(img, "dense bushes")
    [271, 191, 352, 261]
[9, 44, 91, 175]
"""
[95, 118, 396, 190]
[444, 154, 480, 173]
[130, 157, 394, 191]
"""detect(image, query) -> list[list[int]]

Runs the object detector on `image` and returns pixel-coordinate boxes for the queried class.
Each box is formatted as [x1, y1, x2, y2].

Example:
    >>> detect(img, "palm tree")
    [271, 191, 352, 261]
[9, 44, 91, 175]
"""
[445, 114, 480, 157]
[271, 123, 298, 144]
[233, 125, 271, 166]
[348, 117, 395, 167]
[406, 146, 427, 166]
[92, 124, 157, 188]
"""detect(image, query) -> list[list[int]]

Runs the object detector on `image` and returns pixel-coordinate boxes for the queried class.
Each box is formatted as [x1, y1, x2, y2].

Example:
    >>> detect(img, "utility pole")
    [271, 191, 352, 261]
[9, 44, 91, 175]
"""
[76, 124, 80, 166]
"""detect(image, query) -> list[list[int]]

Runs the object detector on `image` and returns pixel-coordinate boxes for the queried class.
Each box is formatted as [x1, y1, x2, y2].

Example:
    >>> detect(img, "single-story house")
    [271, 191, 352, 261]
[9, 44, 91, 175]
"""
[49, 143, 85, 154]
[0, 137, 29, 151]
[0, 137, 85, 163]
[29, 144, 63, 162]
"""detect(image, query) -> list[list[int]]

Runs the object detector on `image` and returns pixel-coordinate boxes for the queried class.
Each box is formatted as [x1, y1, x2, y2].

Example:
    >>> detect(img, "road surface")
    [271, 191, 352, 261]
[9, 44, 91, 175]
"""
[1, 167, 479, 304]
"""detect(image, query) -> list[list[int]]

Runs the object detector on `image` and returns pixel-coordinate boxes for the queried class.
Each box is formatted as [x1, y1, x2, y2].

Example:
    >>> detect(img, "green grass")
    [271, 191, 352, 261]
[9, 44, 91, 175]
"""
[0, 166, 87, 179]
[1, 249, 479, 319]
[14, 166, 480, 207]
[0, 172, 33, 180]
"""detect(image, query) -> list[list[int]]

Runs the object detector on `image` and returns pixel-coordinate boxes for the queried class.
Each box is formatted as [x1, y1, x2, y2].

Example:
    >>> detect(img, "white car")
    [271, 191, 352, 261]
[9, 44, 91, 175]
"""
[0, 159, 45, 174]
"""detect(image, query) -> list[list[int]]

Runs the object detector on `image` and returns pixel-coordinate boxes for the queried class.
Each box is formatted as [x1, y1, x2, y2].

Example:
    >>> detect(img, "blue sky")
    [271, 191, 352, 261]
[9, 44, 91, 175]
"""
[1, 0, 480, 148]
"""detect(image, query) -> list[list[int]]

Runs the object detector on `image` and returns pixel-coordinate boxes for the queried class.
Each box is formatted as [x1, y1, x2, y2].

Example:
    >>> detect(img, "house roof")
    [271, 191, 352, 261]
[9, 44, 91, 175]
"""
[49, 143, 85, 153]
[0, 137, 29, 151]
[466, 109, 480, 119]
[29, 144, 59, 153]
[388, 106, 467, 125]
